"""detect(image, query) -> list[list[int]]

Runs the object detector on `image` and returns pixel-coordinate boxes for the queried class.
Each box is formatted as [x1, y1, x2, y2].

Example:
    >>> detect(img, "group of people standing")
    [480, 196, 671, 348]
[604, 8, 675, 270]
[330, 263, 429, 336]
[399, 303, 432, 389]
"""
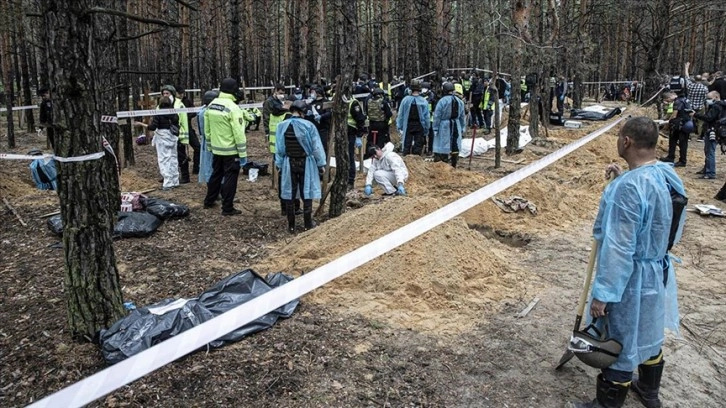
[660, 63, 726, 200]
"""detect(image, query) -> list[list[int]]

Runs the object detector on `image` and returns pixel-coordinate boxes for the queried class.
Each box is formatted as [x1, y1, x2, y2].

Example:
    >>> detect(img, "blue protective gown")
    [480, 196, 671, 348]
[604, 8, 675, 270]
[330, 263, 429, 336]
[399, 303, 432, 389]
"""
[274, 117, 327, 200]
[197, 106, 214, 184]
[432, 95, 466, 154]
[590, 161, 685, 372]
[396, 94, 430, 138]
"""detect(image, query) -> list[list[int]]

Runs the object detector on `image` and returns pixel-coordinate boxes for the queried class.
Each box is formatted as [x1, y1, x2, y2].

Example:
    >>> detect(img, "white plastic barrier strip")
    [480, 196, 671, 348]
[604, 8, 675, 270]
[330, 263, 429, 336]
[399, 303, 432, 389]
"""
[0, 151, 105, 163]
[26, 116, 626, 408]
[0, 104, 39, 112]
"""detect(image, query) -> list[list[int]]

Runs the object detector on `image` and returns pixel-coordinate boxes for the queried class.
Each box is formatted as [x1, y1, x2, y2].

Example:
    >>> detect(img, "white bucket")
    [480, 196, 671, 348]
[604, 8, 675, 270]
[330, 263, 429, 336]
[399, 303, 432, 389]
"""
[248, 168, 259, 182]
[120, 201, 133, 212]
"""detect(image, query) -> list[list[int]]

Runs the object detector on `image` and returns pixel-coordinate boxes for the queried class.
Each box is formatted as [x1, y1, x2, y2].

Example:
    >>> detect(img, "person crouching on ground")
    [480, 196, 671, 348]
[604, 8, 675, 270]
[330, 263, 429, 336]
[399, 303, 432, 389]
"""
[275, 100, 327, 233]
[136, 96, 180, 190]
[363, 143, 409, 197]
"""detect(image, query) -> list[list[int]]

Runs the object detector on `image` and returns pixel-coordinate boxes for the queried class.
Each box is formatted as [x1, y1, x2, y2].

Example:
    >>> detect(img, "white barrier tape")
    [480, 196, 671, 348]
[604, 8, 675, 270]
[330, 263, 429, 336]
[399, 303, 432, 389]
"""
[0, 104, 39, 112]
[116, 106, 202, 118]
[0, 151, 105, 163]
[26, 116, 626, 408]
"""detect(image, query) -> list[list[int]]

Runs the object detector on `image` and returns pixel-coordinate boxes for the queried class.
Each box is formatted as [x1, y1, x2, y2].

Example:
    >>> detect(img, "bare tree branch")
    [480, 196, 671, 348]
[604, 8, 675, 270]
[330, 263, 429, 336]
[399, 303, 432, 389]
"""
[171, 0, 199, 12]
[113, 28, 167, 42]
[83, 7, 188, 28]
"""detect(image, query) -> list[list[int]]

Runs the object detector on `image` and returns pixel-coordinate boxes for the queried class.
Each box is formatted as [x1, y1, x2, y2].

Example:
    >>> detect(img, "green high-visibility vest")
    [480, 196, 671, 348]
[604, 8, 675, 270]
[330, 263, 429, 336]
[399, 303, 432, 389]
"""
[268, 112, 286, 153]
[347, 99, 361, 128]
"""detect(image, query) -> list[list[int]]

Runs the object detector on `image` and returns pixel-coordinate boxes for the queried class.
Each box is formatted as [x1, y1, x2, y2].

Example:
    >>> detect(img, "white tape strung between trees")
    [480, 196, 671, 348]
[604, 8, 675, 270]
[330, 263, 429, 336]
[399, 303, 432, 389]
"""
[0, 105, 39, 112]
[26, 116, 626, 408]
[0, 151, 105, 163]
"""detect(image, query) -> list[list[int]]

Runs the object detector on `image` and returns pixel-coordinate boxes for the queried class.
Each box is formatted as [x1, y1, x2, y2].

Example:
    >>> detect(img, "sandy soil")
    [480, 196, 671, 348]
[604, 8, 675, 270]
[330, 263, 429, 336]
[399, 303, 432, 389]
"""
[1, 103, 724, 407]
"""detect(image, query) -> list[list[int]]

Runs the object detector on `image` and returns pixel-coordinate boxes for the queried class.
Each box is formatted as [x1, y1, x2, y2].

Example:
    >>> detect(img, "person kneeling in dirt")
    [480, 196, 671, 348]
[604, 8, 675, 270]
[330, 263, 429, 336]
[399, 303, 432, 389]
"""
[275, 100, 327, 233]
[363, 143, 409, 197]
[569, 117, 686, 408]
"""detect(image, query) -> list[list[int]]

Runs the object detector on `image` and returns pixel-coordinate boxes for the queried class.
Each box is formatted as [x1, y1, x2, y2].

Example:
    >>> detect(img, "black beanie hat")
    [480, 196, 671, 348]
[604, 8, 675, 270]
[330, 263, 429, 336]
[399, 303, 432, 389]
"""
[220, 78, 238, 94]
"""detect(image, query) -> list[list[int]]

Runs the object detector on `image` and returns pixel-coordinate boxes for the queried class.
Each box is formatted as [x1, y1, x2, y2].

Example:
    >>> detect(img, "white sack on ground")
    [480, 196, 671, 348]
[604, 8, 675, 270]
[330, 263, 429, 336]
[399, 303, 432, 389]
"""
[460, 126, 533, 158]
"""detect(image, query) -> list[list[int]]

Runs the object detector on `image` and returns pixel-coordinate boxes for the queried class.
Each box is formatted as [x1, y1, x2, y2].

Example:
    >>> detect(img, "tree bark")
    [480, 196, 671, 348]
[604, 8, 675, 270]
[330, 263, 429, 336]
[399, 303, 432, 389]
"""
[328, 0, 358, 218]
[41, 0, 125, 340]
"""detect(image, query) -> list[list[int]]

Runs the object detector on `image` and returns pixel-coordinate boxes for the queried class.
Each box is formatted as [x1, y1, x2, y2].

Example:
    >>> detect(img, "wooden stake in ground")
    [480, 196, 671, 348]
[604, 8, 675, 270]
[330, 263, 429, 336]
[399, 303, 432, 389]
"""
[3, 197, 27, 227]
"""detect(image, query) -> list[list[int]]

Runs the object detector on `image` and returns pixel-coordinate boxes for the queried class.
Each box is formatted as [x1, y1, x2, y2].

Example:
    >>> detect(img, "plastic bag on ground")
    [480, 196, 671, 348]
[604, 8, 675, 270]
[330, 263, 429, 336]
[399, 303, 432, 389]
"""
[142, 197, 190, 219]
[98, 269, 298, 364]
[47, 215, 63, 235]
[114, 211, 162, 238]
[48, 212, 162, 238]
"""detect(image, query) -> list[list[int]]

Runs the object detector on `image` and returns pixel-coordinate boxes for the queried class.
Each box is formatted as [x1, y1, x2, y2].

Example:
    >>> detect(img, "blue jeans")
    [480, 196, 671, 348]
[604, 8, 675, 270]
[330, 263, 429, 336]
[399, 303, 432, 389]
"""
[704, 136, 717, 177]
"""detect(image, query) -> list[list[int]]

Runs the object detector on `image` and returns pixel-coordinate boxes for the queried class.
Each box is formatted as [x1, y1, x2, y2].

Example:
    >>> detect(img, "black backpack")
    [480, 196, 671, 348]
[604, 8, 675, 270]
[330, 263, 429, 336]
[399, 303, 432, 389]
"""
[669, 76, 687, 96]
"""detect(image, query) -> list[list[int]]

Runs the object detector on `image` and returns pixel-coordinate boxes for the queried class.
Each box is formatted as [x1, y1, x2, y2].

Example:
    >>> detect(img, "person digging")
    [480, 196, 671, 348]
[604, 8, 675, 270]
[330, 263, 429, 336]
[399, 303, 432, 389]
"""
[363, 143, 409, 197]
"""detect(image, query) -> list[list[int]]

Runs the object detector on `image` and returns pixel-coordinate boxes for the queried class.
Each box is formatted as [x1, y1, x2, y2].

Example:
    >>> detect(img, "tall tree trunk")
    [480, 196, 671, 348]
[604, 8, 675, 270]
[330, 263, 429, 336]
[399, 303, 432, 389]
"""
[116, 0, 134, 166]
[229, 0, 240, 80]
[328, 0, 357, 218]
[41, 0, 125, 340]
[1, 14, 16, 149]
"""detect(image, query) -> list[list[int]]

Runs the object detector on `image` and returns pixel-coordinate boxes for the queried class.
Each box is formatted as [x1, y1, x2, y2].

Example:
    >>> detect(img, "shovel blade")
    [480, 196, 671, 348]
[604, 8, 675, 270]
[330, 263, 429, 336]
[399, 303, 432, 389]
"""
[555, 349, 575, 370]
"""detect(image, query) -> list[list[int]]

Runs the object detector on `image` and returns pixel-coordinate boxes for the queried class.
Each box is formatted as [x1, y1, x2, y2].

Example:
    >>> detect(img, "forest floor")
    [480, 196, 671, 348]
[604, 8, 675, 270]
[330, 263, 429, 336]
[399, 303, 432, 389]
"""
[1, 103, 724, 408]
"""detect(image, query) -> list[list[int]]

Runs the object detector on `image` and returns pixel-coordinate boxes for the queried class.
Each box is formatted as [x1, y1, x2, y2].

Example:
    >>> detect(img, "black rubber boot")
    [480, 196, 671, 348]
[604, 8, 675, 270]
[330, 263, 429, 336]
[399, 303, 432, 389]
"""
[286, 200, 296, 234]
[303, 200, 315, 230]
[716, 183, 726, 201]
[450, 153, 459, 168]
[280, 200, 286, 216]
[569, 374, 629, 408]
[631, 360, 664, 408]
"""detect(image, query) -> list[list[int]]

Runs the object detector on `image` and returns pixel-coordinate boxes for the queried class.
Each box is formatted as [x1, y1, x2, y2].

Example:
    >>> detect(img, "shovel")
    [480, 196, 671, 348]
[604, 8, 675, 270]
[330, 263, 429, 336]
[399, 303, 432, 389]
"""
[555, 238, 599, 370]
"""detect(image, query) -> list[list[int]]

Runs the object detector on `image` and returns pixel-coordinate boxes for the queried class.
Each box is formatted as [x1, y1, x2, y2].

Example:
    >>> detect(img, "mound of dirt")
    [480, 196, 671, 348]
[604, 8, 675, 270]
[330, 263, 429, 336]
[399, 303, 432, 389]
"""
[254, 194, 534, 335]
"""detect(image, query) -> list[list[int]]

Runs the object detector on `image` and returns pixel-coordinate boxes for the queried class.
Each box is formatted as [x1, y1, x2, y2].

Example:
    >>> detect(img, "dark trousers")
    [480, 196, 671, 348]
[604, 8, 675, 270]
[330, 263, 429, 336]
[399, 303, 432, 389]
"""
[483, 110, 493, 130]
[666, 130, 689, 163]
[188, 128, 200, 175]
[46, 127, 56, 151]
[347, 127, 358, 185]
[246, 117, 261, 131]
[471, 95, 483, 127]
[602, 350, 662, 383]
[204, 155, 240, 212]
[402, 122, 424, 156]
[286, 161, 312, 227]
[177, 141, 190, 182]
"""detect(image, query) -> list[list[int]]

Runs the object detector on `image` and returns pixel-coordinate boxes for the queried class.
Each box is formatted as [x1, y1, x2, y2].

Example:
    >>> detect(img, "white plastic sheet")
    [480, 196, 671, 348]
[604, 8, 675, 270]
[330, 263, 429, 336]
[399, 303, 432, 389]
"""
[460, 125, 533, 158]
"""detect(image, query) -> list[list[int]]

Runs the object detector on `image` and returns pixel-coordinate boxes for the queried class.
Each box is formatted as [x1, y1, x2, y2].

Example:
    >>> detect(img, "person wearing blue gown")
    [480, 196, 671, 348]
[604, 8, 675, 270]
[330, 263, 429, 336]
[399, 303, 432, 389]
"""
[396, 80, 430, 156]
[275, 100, 327, 233]
[570, 117, 686, 408]
[432, 82, 466, 167]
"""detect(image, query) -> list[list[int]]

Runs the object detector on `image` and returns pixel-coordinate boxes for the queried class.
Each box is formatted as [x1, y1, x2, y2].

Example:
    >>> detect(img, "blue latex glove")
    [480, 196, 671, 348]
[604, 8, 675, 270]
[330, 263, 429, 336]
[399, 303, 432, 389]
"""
[559, 95, 564, 101]
[396, 184, 406, 196]
[364, 185, 373, 196]
[355, 137, 362, 148]
[306, 109, 313, 116]
[314, 113, 321, 123]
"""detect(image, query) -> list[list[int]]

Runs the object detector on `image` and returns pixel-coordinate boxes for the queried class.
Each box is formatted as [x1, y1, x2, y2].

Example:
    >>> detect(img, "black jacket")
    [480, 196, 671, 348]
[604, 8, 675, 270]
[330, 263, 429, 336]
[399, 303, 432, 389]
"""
[147, 113, 179, 131]
[695, 101, 725, 126]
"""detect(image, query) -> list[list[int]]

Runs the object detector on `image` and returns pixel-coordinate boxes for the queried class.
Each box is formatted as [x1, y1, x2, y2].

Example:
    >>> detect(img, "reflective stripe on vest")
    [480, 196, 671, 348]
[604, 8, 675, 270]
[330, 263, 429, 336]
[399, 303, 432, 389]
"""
[268, 113, 286, 153]
[347, 99, 359, 129]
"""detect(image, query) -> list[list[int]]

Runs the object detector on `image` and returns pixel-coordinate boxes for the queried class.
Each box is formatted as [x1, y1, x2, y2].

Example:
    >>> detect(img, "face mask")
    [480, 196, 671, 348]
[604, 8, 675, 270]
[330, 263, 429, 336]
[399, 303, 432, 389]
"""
[310, 91, 316, 99]
[706, 99, 714, 106]
[294, 93, 302, 100]
[276, 94, 285, 101]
